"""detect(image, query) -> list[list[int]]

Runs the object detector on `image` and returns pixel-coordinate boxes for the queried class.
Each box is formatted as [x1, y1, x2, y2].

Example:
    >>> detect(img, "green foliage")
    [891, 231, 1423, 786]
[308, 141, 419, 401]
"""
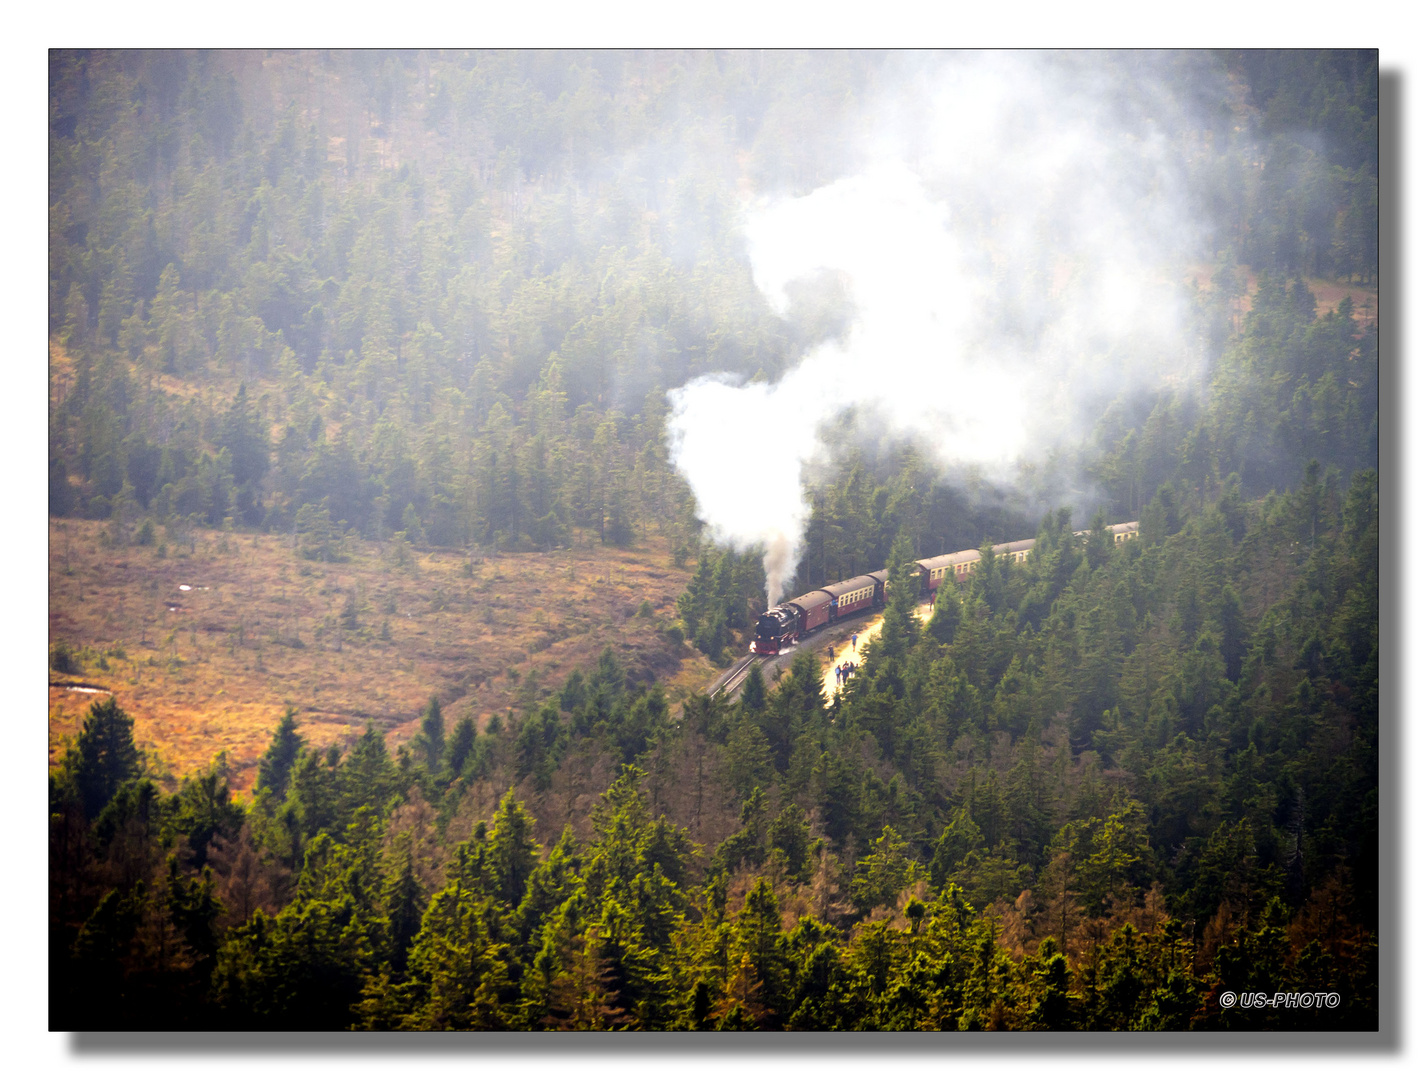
[880, 531, 921, 662]
[444, 715, 478, 778]
[851, 826, 918, 914]
[53, 50, 837, 553]
[412, 696, 445, 774]
[172, 759, 244, 866]
[676, 548, 763, 660]
[50, 639, 80, 674]
[47, 49, 1377, 1034]
[256, 707, 304, 800]
[70, 696, 142, 819]
[739, 664, 766, 713]
[515, 706, 566, 789]
[926, 578, 963, 645]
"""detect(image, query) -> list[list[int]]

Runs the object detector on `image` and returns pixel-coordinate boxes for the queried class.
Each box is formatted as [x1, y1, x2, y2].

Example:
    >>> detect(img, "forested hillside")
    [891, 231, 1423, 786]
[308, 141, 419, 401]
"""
[47, 50, 1376, 557]
[49, 49, 1377, 1032]
[50, 470, 1378, 1029]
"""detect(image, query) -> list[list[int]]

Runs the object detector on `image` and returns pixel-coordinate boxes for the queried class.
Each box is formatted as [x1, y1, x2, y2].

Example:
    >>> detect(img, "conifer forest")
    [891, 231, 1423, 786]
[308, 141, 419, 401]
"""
[48, 49, 1378, 1032]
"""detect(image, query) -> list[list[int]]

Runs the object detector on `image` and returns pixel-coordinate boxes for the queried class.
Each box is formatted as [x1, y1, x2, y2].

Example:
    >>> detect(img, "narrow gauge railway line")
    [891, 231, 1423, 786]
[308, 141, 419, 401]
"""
[708, 652, 761, 698]
[706, 607, 882, 698]
[751, 520, 1139, 656]
[706, 519, 1141, 696]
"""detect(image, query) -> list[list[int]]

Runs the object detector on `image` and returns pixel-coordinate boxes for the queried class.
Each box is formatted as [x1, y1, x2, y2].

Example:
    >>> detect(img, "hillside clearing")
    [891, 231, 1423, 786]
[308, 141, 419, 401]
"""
[49, 519, 715, 792]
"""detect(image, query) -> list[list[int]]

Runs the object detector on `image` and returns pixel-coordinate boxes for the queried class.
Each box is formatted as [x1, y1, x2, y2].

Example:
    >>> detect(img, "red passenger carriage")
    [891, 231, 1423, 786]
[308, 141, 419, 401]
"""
[750, 524, 1137, 656]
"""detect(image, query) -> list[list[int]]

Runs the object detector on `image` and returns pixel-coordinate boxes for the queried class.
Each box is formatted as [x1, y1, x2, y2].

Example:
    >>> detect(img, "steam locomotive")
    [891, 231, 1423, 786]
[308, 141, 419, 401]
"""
[752, 521, 1140, 655]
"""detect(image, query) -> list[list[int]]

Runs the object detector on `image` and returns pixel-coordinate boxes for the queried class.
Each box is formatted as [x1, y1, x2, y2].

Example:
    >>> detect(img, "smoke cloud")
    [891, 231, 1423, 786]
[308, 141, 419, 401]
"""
[667, 52, 1213, 608]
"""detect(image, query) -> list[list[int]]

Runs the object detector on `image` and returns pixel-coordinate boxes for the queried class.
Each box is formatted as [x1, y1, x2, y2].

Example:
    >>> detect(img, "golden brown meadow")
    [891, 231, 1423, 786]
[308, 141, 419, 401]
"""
[49, 518, 715, 794]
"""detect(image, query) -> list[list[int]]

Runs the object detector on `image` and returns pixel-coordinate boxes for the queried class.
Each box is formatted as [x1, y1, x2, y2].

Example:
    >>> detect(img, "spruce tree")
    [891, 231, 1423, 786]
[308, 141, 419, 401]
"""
[488, 790, 541, 907]
[256, 706, 304, 800]
[72, 696, 141, 818]
[926, 575, 963, 645]
[413, 695, 445, 774]
[383, 834, 425, 973]
[880, 529, 920, 660]
[340, 725, 398, 819]
[444, 714, 478, 777]
[678, 550, 715, 642]
[739, 664, 766, 713]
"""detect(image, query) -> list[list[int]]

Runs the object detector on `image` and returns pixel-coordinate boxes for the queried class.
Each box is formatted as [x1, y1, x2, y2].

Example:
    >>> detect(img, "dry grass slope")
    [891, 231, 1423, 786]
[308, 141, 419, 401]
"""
[49, 519, 717, 793]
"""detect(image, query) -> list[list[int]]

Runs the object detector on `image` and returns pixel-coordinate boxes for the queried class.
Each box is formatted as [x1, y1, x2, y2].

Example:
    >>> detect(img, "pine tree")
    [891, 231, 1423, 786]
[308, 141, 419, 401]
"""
[1028, 938, 1078, 1030]
[880, 529, 920, 660]
[677, 550, 715, 643]
[174, 759, 244, 866]
[851, 826, 917, 913]
[714, 787, 769, 873]
[413, 695, 445, 773]
[218, 382, 271, 524]
[739, 663, 766, 713]
[256, 707, 304, 800]
[383, 833, 425, 974]
[928, 807, 985, 888]
[926, 573, 963, 645]
[71, 696, 142, 819]
[444, 714, 478, 777]
[768, 804, 812, 881]
[340, 726, 398, 821]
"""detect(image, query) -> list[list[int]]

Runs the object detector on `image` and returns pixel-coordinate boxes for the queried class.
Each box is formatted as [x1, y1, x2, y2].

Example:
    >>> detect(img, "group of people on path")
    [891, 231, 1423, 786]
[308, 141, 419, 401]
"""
[828, 633, 861, 688]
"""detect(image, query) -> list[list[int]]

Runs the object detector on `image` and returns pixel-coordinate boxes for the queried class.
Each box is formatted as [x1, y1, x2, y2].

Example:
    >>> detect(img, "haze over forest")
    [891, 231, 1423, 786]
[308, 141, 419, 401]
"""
[49, 50, 1377, 1032]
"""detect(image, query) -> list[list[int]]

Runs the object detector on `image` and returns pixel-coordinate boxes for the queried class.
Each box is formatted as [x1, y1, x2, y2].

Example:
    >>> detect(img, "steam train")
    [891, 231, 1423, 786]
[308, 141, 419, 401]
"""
[752, 521, 1140, 655]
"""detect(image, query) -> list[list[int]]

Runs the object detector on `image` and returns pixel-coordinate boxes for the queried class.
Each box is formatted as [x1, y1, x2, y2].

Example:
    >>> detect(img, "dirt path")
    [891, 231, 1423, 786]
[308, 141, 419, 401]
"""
[819, 601, 933, 700]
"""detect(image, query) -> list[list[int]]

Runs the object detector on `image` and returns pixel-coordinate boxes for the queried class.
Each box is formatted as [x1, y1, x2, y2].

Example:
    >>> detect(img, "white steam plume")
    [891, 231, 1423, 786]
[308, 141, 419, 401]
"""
[667, 53, 1209, 609]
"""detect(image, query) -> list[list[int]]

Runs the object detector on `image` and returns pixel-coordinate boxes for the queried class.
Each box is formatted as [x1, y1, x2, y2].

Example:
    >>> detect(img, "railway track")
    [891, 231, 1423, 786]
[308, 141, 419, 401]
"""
[708, 651, 762, 698]
[706, 601, 923, 702]
[706, 524, 1141, 705]
[706, 609, 877, 699]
